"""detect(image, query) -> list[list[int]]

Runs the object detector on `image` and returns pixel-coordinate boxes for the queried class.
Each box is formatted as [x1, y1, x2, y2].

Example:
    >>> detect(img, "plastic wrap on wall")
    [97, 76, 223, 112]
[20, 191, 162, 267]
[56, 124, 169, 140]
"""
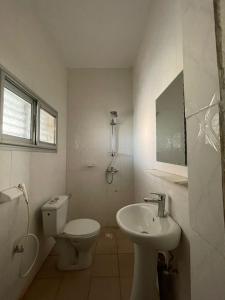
[213, 0, 225, 223]
[186, 93, 221, 152]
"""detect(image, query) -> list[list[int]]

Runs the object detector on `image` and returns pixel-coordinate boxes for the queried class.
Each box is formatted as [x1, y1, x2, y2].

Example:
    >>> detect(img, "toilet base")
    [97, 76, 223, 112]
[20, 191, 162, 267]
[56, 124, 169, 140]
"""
[57, 249, 93, 271]
[55, 236, 95, 271]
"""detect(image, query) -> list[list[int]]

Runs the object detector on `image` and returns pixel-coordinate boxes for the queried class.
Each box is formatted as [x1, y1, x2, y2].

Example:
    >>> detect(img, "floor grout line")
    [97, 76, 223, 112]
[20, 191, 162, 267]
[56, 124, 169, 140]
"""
[23, 227, 133, 300]
[115, 230, 122, 300]
[86, 272, 92, 300]
[53, 277, 64, 300]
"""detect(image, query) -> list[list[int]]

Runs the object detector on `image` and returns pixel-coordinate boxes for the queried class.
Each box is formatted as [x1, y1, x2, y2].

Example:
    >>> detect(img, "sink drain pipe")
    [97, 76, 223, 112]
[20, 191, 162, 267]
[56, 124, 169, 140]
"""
[157, 252, 178, 300]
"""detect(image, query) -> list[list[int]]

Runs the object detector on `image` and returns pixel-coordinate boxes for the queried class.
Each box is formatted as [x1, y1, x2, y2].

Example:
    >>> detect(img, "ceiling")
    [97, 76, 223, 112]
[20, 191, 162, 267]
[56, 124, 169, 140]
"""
[32, 0, 151, 68]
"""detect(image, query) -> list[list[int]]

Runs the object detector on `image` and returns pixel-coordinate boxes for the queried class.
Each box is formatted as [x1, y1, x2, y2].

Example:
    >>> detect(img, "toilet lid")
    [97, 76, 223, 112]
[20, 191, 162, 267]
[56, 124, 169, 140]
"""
[63, 219, 100, 238]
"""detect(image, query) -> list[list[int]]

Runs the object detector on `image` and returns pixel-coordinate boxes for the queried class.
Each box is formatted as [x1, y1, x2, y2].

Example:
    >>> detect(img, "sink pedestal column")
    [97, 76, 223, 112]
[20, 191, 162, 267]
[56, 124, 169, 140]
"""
[131, 244, 159, 300]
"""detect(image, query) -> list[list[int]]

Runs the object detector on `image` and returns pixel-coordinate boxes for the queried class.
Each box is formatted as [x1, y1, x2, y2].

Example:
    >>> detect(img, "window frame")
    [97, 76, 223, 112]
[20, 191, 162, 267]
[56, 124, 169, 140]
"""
[0, 67, 58, 151]
[37, 103, 58, 150]
[1, 76, 36, 146]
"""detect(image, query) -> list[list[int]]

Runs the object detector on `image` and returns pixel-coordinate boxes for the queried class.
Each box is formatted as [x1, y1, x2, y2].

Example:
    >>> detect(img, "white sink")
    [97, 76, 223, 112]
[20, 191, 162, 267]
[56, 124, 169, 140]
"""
[116, 203, 181, 250]
[116, 203, 181, 300]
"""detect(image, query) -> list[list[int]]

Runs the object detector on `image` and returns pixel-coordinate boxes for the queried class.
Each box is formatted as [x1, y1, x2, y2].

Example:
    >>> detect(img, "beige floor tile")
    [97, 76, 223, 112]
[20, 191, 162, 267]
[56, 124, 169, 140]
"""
[36, 255, 92, 279]
[37, 256, 63, 278]
[96, 233, 117, 254]
[114, 228, 127, 240]
[100, 227, 117, 238]
[91, 254, 119, 277]
[23, 278, 61, 300]
[117, 239, 134, 254]
[88, 277, 120, 300]
[63, 268, 91, 279]
[118, 254, 134, 277]
[120, 277, 133, 300]
[23, 227, 135, 300]
[56, 277, 90, 300]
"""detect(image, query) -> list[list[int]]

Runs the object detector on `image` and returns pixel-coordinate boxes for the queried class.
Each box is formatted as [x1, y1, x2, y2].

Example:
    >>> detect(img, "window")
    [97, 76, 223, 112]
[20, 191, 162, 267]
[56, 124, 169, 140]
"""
[3, 88, 32, 139]
[2, 80, 33, 142]
[0, 69, 57, 151]
[39, 107, 57, 145]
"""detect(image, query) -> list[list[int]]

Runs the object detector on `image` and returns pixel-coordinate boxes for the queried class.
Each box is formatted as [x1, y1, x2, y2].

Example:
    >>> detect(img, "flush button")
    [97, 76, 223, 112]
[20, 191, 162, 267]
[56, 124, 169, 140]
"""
[49, 197, 59, 204]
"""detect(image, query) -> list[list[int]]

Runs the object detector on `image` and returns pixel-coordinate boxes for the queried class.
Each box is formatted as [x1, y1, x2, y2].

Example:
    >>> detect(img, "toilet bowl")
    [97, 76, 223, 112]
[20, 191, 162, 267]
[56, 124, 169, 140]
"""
[41, 196, 100, 270]
[56, 219, 100, 270]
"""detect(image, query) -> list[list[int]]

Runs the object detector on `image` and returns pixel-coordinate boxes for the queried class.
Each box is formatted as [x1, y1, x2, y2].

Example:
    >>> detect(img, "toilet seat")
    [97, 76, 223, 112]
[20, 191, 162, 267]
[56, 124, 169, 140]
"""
[63, 218, 100, 239]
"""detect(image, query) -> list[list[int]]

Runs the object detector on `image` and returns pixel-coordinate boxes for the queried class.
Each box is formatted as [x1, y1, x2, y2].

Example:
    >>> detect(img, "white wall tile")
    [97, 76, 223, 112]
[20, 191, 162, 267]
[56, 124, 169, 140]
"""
[183, 1, 225, 299]
[183, 0, 220, 117]
[0, 150, 11, 191]
[67, 69, 134, 226]
[190, 231, 225, 300]
[0, 1, 67, 299]
[133, 0, 191, 299]
[11, 151, 31, 190]
[187, 105, 225, 255]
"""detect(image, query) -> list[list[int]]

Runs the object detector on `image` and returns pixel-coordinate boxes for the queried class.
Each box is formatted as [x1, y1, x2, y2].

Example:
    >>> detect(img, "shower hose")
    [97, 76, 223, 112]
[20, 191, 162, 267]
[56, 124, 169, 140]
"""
[105, 154, 118, 184]
[17, 184, 40, 278]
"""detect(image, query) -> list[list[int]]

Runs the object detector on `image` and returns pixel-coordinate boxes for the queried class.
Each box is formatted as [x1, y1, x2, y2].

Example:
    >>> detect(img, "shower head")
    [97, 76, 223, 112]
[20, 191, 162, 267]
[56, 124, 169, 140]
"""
[110, 111, 118, 118]
[110, 111, 118, 125]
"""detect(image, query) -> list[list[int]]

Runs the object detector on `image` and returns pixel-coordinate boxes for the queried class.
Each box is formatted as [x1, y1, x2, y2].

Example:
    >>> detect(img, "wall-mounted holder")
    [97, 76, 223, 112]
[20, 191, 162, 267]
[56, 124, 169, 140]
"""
[86, 163, 96, 168]
[147, 169, 188, 186]
[0, 185, 40, 278]
[0, 187, 23, 203]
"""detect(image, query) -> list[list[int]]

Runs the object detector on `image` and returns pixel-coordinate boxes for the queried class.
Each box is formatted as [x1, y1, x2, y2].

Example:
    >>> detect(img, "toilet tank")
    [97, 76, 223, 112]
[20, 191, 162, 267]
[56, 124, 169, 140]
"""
[41, 195, 69, 236]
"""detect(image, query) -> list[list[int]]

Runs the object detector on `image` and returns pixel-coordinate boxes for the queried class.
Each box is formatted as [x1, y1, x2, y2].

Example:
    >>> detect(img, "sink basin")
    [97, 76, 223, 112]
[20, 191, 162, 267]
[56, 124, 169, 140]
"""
[116, 203, 181, 300]
[116, 203, 181, 250]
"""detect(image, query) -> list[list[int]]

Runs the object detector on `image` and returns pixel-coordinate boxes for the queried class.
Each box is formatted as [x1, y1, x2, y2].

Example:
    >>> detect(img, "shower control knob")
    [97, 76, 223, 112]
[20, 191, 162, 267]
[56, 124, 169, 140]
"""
[14, 244, 24, 253]
[106, 166, 119, 174]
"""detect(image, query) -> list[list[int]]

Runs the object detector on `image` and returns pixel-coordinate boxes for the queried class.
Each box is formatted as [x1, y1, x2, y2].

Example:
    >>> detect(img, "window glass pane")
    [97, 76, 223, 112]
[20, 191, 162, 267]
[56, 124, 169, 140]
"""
[2, 87, 32, 139]
[40, 108, 56, 144]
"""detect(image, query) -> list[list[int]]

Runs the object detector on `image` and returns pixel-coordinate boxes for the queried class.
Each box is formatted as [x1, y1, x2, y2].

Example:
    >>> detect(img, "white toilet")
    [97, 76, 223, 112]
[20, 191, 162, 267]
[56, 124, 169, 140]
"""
[41, 195, 100, 270]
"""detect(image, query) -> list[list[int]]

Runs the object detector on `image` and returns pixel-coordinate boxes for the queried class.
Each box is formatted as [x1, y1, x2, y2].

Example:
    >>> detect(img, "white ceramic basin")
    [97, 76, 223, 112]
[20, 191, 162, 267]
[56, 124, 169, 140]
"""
[116, 203, 181, 300]
[116, 203, 181, 251]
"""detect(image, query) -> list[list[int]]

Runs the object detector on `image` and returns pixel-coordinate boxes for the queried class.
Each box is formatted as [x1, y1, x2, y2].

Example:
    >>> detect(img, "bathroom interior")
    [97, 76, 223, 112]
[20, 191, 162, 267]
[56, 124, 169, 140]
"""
[1, 0, 225, 300]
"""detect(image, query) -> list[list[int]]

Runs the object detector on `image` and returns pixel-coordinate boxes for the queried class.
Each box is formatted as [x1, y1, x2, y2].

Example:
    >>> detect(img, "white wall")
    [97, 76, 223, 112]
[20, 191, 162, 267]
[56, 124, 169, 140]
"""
[133, 1, 191, 299]
[183, 1, 225, 299]
[67, 69, 133, 226]
[0, 0, 67, 299]
[221, 0, 225, 70]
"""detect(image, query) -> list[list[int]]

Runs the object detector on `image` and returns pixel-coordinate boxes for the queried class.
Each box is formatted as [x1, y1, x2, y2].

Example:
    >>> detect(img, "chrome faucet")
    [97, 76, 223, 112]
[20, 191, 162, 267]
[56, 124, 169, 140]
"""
[144, 193, 166, 217]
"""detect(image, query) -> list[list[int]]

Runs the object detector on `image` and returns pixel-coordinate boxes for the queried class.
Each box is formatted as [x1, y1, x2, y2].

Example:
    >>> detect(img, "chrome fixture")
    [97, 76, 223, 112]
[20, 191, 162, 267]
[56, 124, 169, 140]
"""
[144, 193, 166, 217]
[110, 111, 118, 126]
[110, 111, 119, 156]
[105, 159, 119, 184]
[106, 111, 119, 184]
[14, 244, 24, 253]
[106, 166, 119, 176]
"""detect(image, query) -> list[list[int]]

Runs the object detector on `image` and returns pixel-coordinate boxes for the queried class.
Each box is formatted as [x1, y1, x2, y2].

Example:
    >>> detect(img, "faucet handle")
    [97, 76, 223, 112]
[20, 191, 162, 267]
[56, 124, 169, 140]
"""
[143, 193, 166, 217]
[149, 192, 166, 201]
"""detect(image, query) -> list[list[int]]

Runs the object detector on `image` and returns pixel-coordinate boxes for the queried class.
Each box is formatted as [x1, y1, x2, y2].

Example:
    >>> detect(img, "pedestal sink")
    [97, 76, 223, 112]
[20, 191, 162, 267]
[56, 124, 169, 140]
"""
[116, 203, 181, 300]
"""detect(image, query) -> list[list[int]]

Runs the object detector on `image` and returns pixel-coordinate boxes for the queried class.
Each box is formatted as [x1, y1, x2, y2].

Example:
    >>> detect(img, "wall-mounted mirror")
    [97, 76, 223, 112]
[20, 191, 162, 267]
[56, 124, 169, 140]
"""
[156, 72, 187, 166]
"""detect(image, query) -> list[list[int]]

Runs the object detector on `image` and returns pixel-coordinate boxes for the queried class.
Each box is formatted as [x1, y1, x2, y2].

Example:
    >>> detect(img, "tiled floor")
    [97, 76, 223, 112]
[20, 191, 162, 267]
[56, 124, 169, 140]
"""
[22, 227, 134, 300]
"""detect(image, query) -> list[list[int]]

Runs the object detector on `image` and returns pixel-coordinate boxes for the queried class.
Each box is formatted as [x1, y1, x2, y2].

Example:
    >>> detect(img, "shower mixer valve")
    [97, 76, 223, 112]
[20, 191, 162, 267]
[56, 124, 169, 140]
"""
[14, 244, 24, 254]
[106, 166, 119, 174]
[106, 111, 119, 184]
